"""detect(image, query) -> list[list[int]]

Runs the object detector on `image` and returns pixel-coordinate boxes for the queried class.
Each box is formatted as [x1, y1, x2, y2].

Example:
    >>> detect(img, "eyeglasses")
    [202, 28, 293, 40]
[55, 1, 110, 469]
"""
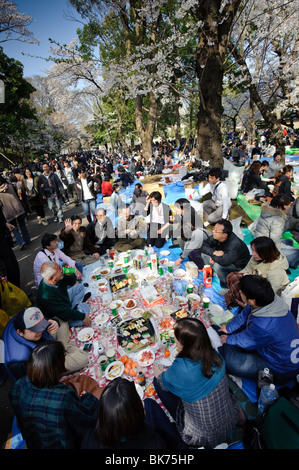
[212, 228, 224, 233]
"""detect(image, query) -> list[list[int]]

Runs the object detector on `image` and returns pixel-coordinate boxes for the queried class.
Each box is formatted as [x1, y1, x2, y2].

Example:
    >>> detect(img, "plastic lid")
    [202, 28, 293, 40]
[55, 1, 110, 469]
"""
[269, 383, 275, 390]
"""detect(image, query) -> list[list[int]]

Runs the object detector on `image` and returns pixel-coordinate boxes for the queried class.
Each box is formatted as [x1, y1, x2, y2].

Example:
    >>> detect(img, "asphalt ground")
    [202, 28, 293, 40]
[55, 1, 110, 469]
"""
[0, 199, 86, 449]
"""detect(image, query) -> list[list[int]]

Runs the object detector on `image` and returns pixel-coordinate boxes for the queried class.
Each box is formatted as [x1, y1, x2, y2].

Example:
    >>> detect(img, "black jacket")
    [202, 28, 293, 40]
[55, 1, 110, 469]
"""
[201, 232, 250, 269]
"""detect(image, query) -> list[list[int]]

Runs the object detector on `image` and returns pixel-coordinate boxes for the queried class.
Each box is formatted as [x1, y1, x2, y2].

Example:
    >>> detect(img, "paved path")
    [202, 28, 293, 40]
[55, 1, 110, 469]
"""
[0, 200, 86, 449]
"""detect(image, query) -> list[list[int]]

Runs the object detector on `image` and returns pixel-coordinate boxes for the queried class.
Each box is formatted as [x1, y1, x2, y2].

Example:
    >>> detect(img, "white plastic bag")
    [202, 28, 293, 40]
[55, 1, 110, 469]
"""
[231, 216, 245, 240]
[281, 277, 299, 309]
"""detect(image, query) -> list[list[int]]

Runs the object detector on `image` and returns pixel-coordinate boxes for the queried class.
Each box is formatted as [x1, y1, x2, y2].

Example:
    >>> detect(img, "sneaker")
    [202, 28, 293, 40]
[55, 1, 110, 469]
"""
[59, 218, 64, 223]
[204, 221, 210, 227]
[20, 242, 26, 250]
[53, 217, 58, 222]
[41, 218, 48, 226]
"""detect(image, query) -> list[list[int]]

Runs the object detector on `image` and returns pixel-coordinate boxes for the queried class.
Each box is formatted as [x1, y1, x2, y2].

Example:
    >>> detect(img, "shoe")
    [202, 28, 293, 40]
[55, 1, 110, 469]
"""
[37, 216, 42, 224]
[168, 244, 180, 249]
[59, 218, 64, 223]
[82, 292, 92, 303]
[41, 218, 48, 226]
[20, 242, 26, 250]
[53, 217, 58, 222]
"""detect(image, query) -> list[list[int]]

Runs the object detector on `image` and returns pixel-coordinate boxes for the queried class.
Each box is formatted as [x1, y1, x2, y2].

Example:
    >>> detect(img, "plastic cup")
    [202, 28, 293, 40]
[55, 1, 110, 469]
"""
[169, 330, 175, 344]
[110, 301, 118, 316]
[98, 355, 108, 371]
[108, 260, 114, 269]
[168, 261, 174, 273]
[106, 348, 116, 363]
[124, 253, 129, 264]
[187, 284, 193, 294]
[122, 265, 128, 274]
[202, 296, 210, 309]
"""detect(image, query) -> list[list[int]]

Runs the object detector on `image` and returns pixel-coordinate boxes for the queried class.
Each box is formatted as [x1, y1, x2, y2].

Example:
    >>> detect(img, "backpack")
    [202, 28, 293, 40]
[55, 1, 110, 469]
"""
[261, 397, 299, 449]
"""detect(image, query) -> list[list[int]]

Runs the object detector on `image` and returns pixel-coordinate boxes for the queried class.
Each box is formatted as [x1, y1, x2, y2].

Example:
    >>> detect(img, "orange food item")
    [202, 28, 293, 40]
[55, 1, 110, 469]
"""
[164, 349, 170, 358]
[132, 361, 137, 368]
[145, 384, 155, 397]
[124, 367, 130, 375]
[120, 355, 128, 364]
[130, 368, 137, 376]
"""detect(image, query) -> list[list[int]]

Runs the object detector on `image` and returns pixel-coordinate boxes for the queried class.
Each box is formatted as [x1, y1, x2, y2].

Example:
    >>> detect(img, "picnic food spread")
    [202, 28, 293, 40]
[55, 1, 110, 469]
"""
[68, 247, 213, 399]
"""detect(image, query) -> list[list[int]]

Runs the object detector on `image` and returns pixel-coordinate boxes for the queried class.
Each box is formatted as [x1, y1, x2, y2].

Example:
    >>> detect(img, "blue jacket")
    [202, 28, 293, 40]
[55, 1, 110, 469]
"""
[226, 295, 299, 379]
[2, 315, 53, 381]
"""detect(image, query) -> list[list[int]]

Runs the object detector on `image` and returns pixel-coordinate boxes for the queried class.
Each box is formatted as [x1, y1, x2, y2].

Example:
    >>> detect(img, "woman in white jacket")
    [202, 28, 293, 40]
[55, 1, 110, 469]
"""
[253, 194, 299, 269]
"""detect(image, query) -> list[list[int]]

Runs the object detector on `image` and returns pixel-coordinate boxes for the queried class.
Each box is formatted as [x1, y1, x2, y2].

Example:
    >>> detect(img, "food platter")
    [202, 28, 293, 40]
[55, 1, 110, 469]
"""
[109, 273, 137, 293]
[170, 308, 189, 320]
[105, 361, 124, 380]
[78, 327, 94, 342]
[94, 313, 109, 326]
[117, 317, 157, 353]
[137, 348, 155, 366]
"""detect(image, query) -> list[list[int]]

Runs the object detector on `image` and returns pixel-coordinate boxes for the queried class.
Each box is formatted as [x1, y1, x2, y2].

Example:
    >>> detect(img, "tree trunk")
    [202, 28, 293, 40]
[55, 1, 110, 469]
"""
[195, 0, 242, 167]
[230, 44, 285, 158]
[135, 91, 157, 160]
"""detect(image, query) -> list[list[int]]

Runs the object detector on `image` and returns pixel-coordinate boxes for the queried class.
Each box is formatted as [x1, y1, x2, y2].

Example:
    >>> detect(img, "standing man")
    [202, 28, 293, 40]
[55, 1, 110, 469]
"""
[201, 168, 231, 226]
[38, 163, 64, 223]
[63, 159, 79, 205]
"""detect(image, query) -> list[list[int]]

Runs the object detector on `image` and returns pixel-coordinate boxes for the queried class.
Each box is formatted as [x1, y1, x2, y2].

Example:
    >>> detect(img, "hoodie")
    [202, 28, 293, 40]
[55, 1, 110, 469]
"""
[226, 295, 299, 379]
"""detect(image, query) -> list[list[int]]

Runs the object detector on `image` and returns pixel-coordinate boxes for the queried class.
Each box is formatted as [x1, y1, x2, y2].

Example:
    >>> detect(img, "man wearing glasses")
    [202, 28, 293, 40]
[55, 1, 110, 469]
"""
[189, 219, 250, 290]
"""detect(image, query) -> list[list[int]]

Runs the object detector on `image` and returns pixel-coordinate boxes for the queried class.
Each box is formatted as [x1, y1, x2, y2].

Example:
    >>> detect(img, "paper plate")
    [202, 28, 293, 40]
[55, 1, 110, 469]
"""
[137, 348, 155, 367]
[173, 268, 186, 279]
[97, 279, 107, 287]
[160, 250, 170, 256]
[130, 307, 144, 318]
[94, 313, 109, 325]
[98, 268, 110, 276]
[78, 327, 94, 342]
[124, 298, 138, 310]
[135, 383, 144, 400]
[105, 361, 124, 381]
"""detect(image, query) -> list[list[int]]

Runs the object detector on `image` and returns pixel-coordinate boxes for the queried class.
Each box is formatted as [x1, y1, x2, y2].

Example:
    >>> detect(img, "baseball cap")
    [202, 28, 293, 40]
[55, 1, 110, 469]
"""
[22, 307, 50, 332]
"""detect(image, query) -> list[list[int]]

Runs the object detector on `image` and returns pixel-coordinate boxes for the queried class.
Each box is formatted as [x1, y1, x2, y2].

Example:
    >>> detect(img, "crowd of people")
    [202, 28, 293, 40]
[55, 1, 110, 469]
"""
[0, 128, 299, 450]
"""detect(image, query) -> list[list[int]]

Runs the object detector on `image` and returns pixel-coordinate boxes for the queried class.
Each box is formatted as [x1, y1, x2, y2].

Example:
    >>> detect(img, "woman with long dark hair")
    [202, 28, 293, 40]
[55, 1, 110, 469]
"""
[21, 168, 48, 226]
[153, 318, 240, 449]
[81, 377, 183, 449]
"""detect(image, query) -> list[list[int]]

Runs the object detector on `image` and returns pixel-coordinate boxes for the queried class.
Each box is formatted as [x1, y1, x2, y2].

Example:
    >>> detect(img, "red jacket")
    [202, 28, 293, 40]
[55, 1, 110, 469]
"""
[101, 180, 113, 196]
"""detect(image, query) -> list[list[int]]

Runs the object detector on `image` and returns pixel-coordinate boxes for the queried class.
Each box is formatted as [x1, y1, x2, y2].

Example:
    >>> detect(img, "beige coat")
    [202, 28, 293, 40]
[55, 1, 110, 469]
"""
[240, 253, 289, 293]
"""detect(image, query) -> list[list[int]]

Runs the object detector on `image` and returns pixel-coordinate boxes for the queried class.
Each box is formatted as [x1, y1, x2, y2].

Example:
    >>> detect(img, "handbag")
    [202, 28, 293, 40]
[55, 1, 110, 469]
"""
[62, 374, 104, 399]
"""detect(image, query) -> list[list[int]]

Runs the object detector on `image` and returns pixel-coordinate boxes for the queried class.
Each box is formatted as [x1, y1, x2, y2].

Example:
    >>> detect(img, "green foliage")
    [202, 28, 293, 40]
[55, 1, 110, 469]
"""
[0, 47, 37, 150]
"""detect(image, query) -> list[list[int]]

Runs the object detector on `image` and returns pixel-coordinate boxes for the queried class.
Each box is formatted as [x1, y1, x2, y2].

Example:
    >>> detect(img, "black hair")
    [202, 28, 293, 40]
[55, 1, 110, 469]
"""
[95, 377, 145, 446]
[270, 194, 292, 209]
[238, 274, 275, 306]
[41, 233, 57, 249]
[208, 168, 221, 179]
[215, 218, 232, 236]
[250, 236, 280, 263]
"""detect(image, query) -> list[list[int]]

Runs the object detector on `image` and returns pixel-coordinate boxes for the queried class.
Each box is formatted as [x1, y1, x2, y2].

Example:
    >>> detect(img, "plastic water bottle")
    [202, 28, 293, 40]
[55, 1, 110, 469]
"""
[258, 383, 279, 414]
[257, 367, 273, 396]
